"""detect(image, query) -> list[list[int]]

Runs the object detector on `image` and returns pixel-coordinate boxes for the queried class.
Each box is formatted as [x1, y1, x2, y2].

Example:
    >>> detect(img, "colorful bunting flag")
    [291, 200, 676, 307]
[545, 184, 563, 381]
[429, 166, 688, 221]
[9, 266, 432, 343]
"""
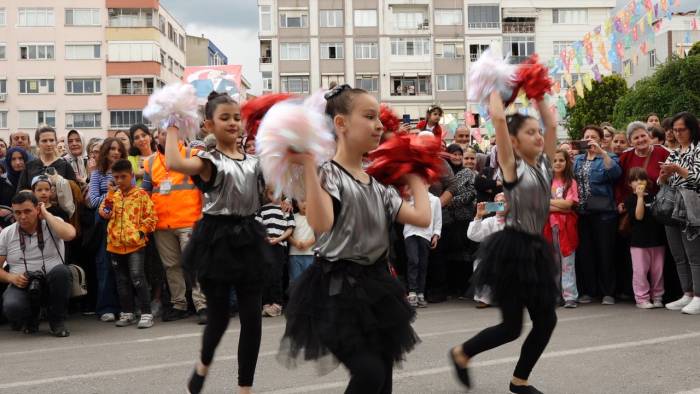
[583, 73, 593, 91]
[592, 65, 602, 82]
[575, 79, 585, 98]
[660, 0, 668, 13]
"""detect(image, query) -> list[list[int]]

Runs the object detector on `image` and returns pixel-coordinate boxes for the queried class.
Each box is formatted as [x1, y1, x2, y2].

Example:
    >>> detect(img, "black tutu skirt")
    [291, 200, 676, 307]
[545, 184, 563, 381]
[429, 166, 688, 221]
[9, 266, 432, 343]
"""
[277, 257, 420, 375]
[472, 228, 558, 307]
[183, 214, 272, 288]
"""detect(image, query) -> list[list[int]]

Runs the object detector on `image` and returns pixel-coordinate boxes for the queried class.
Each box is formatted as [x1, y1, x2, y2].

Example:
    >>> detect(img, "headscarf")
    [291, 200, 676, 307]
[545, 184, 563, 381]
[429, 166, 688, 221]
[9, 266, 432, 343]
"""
[5, 147, 29, 188]
[445, 143, 464, 175]
[63, 129, 87, 179]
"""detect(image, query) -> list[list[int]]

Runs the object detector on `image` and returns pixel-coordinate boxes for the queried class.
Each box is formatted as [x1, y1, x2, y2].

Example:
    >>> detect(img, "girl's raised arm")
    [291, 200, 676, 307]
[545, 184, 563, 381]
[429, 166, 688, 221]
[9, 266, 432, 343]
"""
[164, 126, 212, 182]
[537, 98, 558, 160]
[491, 92, 516, 183]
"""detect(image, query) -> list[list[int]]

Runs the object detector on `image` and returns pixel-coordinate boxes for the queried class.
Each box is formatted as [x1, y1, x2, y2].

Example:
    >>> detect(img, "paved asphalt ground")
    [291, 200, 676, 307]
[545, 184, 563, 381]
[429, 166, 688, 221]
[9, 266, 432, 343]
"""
[2, 300, 700, 394]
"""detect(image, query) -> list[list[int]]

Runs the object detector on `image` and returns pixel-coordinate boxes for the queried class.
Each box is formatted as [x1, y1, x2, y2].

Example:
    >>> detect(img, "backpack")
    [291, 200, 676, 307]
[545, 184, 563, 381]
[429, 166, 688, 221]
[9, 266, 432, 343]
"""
[68, 264, 88, 298]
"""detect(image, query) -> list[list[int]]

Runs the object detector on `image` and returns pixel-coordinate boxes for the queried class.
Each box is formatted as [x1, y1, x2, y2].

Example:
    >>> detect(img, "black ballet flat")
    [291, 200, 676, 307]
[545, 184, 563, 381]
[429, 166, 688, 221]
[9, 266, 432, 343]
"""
[448, 350, 471, 389]
[187, 367, 206, 394]
[510, 382, 543, 394]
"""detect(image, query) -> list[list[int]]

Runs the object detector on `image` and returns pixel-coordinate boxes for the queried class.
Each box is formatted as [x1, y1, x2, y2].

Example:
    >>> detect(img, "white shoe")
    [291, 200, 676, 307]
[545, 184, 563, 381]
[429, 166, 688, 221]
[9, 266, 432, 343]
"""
[138, 313, 154, 329]
[636, 301, 654, 309]
[115, 312, 136, 327]
[666, 295, 693, 310]
[681, 297, 700, 315]
[100, 313, 116, 322]
[652, 298, 664, 308]
[407, 292, 418, 308]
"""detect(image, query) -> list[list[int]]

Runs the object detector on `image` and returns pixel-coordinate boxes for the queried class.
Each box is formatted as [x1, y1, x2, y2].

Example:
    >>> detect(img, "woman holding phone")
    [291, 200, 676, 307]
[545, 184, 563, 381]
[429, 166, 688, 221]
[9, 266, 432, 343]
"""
[573, 125, 622, 305]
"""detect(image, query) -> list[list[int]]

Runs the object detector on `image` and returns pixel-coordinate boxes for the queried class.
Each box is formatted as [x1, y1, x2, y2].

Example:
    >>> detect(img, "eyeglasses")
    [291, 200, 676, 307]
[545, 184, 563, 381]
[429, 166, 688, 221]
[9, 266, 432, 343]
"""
[673, 127, 688, 133]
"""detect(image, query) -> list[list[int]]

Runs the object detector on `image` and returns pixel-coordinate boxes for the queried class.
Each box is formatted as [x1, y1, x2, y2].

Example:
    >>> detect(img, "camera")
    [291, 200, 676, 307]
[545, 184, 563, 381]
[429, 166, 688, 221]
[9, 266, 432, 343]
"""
[25, 270, 45, 303]
[44, 167, 56, 176]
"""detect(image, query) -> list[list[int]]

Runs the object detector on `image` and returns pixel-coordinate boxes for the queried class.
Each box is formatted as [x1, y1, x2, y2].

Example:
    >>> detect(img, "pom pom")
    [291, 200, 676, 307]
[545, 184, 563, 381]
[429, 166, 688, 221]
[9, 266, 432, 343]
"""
[366, 133, 444, 189]
[256, 90, 336, 200]
[515, 55, 553, 101]
[143, 83, 200, 140]
[468, 49, 518, 106]
[379, 104, 401, 134]
[241, 93, 296, 141]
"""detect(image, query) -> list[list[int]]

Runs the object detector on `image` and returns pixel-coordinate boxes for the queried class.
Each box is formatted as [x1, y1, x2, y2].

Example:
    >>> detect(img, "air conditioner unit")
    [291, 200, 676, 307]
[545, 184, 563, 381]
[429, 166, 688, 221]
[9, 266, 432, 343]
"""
[0, 93, 6, 102]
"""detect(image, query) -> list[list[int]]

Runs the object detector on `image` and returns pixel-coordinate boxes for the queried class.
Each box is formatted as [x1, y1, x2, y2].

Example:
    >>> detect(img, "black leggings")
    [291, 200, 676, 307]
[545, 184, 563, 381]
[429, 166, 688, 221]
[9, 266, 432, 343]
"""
[200, 280, 262, 387]
[336, 352, 393, 394]
[461, 296, 557, 380]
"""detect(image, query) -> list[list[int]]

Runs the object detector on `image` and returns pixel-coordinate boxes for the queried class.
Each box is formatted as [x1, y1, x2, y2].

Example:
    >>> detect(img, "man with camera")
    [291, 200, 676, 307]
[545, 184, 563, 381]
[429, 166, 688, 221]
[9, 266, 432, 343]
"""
[0, 192, 76, 337]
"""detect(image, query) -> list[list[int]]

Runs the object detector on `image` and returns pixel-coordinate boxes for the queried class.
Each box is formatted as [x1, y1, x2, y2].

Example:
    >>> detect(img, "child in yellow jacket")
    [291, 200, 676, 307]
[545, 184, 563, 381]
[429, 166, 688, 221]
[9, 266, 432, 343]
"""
[99, 159, 157, 329]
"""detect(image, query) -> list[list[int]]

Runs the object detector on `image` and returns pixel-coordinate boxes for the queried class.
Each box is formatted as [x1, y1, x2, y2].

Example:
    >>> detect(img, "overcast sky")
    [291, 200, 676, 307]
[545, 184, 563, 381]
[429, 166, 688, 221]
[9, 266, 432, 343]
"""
[161, 0, 700, 96]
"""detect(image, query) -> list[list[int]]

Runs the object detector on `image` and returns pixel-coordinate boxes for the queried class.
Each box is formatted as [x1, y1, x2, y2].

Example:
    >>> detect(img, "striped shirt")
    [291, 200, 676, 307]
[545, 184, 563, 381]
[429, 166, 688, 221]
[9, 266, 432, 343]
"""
[255, 203, 295, 247]
[665, 143, 700, 192]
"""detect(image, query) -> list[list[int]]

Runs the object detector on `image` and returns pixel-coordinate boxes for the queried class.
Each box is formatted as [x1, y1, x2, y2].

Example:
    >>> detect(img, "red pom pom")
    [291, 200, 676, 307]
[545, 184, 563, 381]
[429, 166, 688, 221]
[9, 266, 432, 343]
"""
[367, 134, 444, 189]
[241, 93, 296, 140]
[379, 104, 401, 133]
[515, 55, 552, 101]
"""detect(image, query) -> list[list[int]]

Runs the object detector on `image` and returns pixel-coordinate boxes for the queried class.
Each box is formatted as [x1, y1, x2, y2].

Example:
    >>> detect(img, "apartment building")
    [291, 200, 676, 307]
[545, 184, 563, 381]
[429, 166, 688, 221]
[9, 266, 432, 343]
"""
[258, 0, 615, 124]
[0, 0, 186, 140]
[186, 34, 229, 66]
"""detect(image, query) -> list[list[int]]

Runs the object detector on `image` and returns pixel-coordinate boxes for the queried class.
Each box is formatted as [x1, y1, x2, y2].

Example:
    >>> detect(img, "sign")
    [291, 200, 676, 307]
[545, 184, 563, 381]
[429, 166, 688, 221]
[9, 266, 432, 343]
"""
[183, 65, 242, 104]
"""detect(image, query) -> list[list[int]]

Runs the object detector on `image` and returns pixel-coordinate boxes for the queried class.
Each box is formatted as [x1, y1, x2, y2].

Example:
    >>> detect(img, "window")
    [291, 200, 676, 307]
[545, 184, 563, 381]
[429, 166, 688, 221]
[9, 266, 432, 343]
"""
[65, 43, 101, 59]
[557, 73, 580, 89]
[19, 111, 56, 128]
[552, 41, 574, 56]
[391, 76, 431, 96]
[281, 76, 310, 94]
[393, 11, 426, 30]
[158, 15, 165, 33]
[435, 42, 464, 59]
[437, 74, 464, 91]
[649, 49, 657, 68]
[167, 56, 173, 71]
[623, 59, 633, 77]
[0, 112, 6, 129]
[108, 8, 153, 27]
[65, 8, 100, 26]
[66, 78, 101, 94]
[19, 79, 54, 94]
[502, 35, 534, 62]
[167, 23, 175, 42]
[111, 110, 146, 129]
[552, 9, 588, 24]
[321, 75, 345, 89]
[355, 75, 378, 92]
[19, 43, 55, 60]
[260, 6, 271, 31]
[0, 44, 5, 60]
[391, 38, 431, 56]
[320, 10, 343, 27]
[320, 43, 344, 59]
[469, 44, 489, 62]
[178, 34, 185, 51]
[354, 10, 377, 27]
[467, 5, 499, 29]
[355, 42, 378, 59]
[66, 112, 101, 128]
[18, 8, 55, 26]
[262, 72, 272, 91]
[280, 43, 309, 60]
[108, 42, 160, 62]
[279, 11, 308, 28]
[0, 79, 5, 93]
[435, 9, 463, 26]
[0, 8, 6, 26]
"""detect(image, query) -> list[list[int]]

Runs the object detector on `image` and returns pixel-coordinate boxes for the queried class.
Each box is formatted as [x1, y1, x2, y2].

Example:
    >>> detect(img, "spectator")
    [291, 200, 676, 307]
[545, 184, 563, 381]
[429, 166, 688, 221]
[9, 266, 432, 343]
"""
[0, 192, 76, 337]
[574, 125, 622, 305]
[646, 113, 661, 128]
[288, 199, 315, 283]
[617, 121, 670, 204]
[128, 124, 156, 186]
[659, 112, 700, 314]
[31, 175, 72, 221]
[404, 181, 442, 308]
[17, 126, 76, 192]
[601, 125, 615, 152]
[87, 137, 128, 323]
[625, 168, 666, 309]
[453, 126, 470, 149]
[662, 117, 679, 151]
[143, 129, 207, 324]
[648, 126, 666, 146]
[244, 138, 256, 155]
[611, 131, 630, 156]
[10, 131, 33, 156]
[559, 141, 580, 160]
[445, 144, 464, 175]
[86, 138, 103, 181]
[99, 159, 157, 328]
[417, 105, 444, 139]
[0, 138, 7, 161]
[463, 147, 478, 171]
[256, 187, 294, 317]
[56, 141, 67, 157]
[474, 150, 502, 203]
[63, 130, 88, 185]
[4, 147, 28, 189]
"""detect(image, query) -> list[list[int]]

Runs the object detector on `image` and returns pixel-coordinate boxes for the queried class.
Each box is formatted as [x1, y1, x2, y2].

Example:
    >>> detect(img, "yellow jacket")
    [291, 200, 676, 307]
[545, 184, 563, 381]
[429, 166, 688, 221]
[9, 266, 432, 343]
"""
[101, 187, 158, 255]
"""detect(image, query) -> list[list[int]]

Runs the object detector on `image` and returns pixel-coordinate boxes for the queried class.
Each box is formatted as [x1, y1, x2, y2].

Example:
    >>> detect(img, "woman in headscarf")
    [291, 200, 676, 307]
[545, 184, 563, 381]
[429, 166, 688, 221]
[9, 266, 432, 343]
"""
[5, 147, 29, 190]
[64, 129, 88, 185]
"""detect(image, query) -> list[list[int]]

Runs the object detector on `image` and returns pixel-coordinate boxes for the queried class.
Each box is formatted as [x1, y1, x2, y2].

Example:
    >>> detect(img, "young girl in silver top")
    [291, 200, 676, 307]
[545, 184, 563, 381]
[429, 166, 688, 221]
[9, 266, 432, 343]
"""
[449, 91, 559, 394]
[165, 91, 269, 394]
[277, 85, 431, 394]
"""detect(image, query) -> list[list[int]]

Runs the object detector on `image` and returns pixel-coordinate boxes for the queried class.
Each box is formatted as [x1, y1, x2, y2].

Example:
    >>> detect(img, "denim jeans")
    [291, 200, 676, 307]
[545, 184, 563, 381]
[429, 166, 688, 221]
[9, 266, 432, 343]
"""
[112, 248, 151, 314]
[95, 213, 119, 316]
[2, 264, 72, 324]
[405, 235, 430, 294]
[289, 255, 314, 282]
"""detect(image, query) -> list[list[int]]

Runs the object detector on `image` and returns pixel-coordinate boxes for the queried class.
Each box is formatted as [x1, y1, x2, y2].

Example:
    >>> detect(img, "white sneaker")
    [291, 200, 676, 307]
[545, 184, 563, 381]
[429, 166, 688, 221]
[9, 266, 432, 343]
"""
[652, 298, 664, 308]
[417, 294, 428, 308]
[681, 297, 700, 315]
[666, 295, 693, 310]
[115, 312, 136, 327]
[100, 313, 116, 322]
[138, 313, 154, 329]
[636, 301, 654, 309]
[407, 292, 418, 308]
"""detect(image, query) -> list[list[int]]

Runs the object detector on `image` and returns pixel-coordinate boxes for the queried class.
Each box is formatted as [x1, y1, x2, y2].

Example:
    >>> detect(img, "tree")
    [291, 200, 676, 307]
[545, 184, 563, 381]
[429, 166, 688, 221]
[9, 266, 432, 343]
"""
[564, 75, 629, 140]
[689, 41, 700, 57]
[613, 55, 700, 127]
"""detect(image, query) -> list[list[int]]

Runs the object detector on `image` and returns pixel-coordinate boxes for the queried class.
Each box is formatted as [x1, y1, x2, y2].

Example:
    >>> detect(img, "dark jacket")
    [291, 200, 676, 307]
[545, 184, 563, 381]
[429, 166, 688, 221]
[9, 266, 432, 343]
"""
[17, 157, 76, 192]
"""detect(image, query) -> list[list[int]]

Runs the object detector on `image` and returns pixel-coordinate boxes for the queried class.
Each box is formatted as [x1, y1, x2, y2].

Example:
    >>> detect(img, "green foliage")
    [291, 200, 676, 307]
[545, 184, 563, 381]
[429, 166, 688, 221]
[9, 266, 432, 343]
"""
[564, 75, 628, 140]
[689, 41, 700, 57]
[612, 55, 700, 128]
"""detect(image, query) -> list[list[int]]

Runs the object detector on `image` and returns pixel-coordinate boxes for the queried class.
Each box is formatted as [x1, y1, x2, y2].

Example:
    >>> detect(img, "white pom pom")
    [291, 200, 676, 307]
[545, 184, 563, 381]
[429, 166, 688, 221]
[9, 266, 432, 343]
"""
[468, 49, 518, 105]
[256, 90, 335, 200]
[143, 83, 200, 140]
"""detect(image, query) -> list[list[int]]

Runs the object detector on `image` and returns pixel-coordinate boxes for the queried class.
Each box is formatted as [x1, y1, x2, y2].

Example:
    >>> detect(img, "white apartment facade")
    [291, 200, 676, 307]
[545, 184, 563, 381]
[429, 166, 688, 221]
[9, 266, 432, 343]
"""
[258, 0, 615, 125]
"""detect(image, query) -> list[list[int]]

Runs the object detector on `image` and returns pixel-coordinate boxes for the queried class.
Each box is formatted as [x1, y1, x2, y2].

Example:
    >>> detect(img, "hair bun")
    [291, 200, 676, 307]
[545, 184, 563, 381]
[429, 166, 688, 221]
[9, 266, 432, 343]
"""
[207, 91, 227, 102]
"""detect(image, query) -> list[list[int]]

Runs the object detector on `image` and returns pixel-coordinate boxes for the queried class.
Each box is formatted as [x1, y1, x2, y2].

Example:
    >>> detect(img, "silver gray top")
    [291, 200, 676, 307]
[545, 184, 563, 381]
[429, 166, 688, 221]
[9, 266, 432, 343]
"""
[194, 150, 263, 216]
[501, 155, 552, 235]
[315, 161, 403, 265]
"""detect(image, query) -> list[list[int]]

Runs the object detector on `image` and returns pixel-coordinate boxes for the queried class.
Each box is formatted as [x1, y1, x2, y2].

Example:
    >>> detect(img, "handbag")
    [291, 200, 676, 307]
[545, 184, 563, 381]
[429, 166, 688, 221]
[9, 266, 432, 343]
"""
[68, 264, 88, 298]
[672, 188, 700, 227]
[652, 183, 681, 226]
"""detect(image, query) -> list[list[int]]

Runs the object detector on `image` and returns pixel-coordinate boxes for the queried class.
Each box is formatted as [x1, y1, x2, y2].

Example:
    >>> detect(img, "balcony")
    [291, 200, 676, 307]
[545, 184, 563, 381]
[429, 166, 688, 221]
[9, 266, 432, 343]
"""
[260, 56, 272, 64]
[120, 87, 153, 95]
[502, 22, 535, 34]
[260, 40, 272, 65]
[467, 21, 500, 29]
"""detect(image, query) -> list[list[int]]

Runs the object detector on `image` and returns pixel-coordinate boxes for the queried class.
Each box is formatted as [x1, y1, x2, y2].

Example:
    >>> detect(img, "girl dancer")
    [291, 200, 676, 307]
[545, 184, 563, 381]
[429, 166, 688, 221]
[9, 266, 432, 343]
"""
[449, 91, 558, 394]
[164, 91, 269, 394]
[278, 85, 431, 393]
